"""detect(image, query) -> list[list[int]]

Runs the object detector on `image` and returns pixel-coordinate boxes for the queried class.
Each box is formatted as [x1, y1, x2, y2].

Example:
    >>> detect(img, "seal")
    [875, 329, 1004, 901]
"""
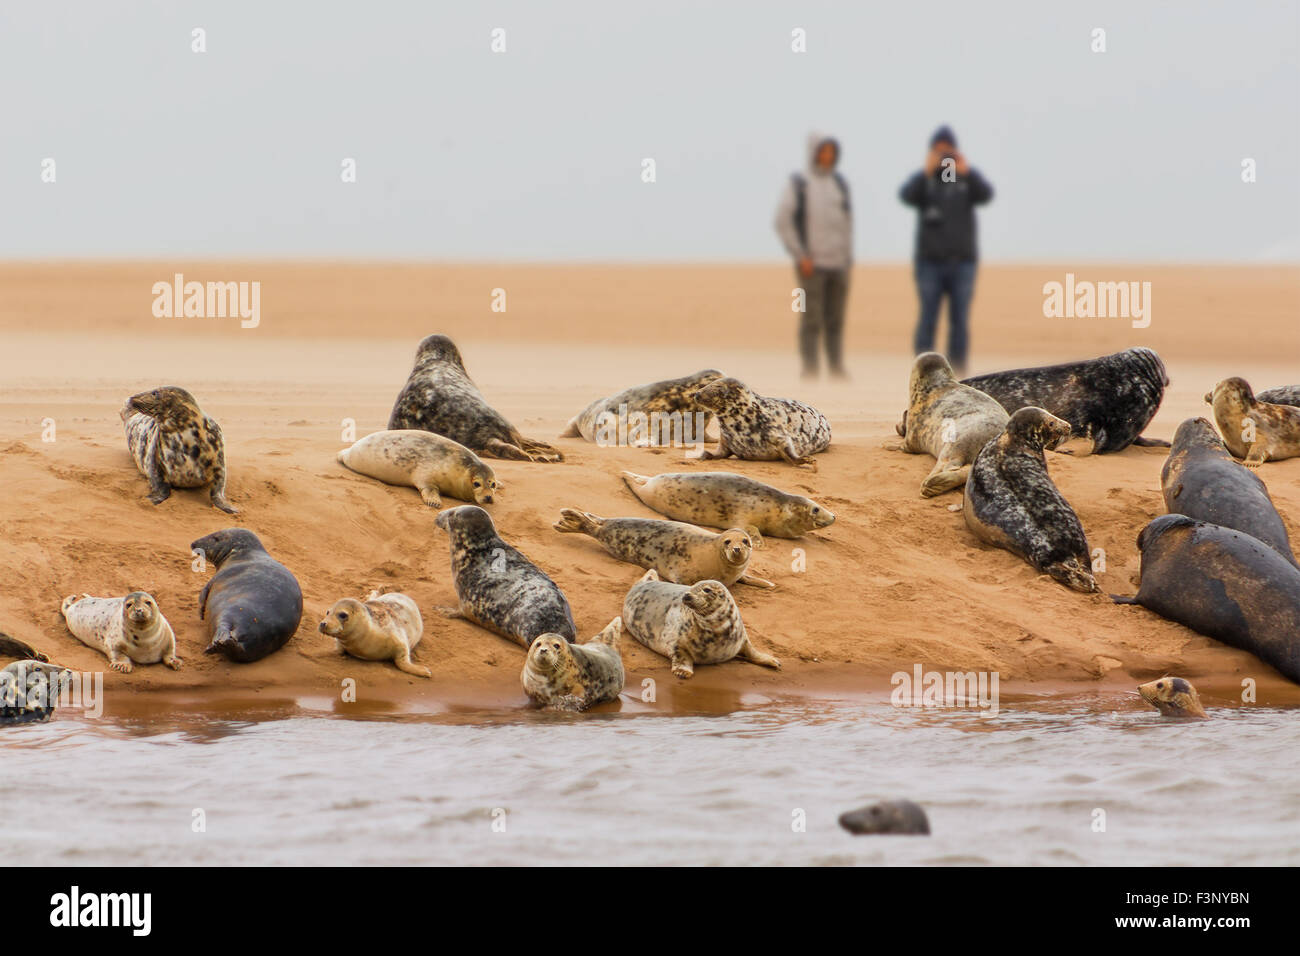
[964, 407, 1098, 592]
[1112, 515, 1300, 684]
[561, 369, 723, 444]
[1160, 417, 1296, 566]
[838, 800, 931, 836]
[621, 470, 834, 546]
[962, 347, 1170, 454]
[621, 569, 780, 679]
[895, 352, 1009, 497]
[337, 429, 499, 507]
[388, 334, 563, 462]
[435, 505, 577, 648]
[1258, 385, 1300, 408]
[0, 633, 49, 663]
[521, 618, 624, 711]
[690, 376, 831, 466]
[121, 386, 237, 513]
[1204, 377, 1300, 466]
[192, 528, 304, 663]
[554, 509, 774, 588]
[60, 591, 181, 672]
[319, 590, 429, 677]
[0, 660, 71, 725]
[1137, 676, 1208, 719]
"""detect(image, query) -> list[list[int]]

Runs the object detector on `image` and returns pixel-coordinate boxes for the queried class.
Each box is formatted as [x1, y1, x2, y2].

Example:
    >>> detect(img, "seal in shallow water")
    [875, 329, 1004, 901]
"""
[521, 618, 624, 711]
[1204, 377, 1300, 466]
[192, 528, 304, 663]
[388, 334, 563, 462]
[122, 386, 237, 513]
[337, 429, 499, 507]
[1111, 514, 1300, 684]
[838, 799, 931, 835]
[60, 591, 181, 672]
[319, 590, 429, 678]
[561, 369, 722, 444]
[690, 377, 831, 467]
[964, 407, 1098, 592]
[962, 347, 1169, 454]
[0, 660, 71, 725]
[1137, 676, 1208, 719]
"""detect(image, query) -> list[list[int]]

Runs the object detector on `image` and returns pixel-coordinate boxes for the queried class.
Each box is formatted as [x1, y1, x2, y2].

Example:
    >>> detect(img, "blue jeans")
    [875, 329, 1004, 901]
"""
[913, 259, 977, 375]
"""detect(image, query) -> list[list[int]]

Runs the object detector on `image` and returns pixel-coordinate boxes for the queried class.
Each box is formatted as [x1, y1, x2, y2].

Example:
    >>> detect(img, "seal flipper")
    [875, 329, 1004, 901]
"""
[0, 633, 48, 662]
[558, 418, 582, 438]
[1132, 435, 1171, 448]
[586, 617, 622, 648]
[1109, 594, 1141, 605]
[553, 509, 603, 536]
[204, 624, 238, 656]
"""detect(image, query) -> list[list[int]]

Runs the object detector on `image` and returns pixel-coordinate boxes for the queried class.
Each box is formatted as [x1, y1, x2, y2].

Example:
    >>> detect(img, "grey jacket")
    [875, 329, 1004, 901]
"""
[774, 133, 853, 271]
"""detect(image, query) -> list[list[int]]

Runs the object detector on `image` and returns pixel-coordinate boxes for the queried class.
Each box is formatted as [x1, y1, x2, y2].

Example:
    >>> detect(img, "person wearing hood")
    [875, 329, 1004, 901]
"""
[774, 133, 853, 380]
[899, 125, 994, 376]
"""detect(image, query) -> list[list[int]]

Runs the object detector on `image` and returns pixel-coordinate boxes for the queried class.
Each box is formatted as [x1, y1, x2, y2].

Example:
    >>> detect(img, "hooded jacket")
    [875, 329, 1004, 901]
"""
[774, 134, 853, 271]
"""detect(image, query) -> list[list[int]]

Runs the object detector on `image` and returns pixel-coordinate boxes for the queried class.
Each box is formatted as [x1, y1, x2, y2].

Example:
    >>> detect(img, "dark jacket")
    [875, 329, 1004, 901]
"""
[899, 169, 993, 262]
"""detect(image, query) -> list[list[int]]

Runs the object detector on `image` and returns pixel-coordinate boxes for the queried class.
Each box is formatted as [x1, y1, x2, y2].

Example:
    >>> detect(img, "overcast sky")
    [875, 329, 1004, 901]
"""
[3, 0, 1296, 261]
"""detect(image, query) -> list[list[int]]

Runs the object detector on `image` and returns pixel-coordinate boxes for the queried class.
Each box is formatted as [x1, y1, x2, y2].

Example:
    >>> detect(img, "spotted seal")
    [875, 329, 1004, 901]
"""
[621, 471, 834, 546]
[435, 505, 576, 648]
[1204, 377, 1300, 466]
[0, 660, 71, 725]
[1258, 385, 1300, 408]
[521, 618, 624, 711]
[121, 386, 236, 513]
[964, 407, 1098, 592]
[1160, 417, 1296, 566]
[554, 509, 774, 588]
[838, 800, 931, 835]
[690, 377, 831, 467]
[337, 429, 499, 507]
[621, 570, 780, 679]
[1137, 677, 1208, 719]
[1112, 515, 1300, 684]
[192, 528, 304, 663]
[962, 347, 1169, 454]
[895, 352, 1009, 497]
[60, 591, 181, 672]
[388, 334, 563, 462]
[319, 590, 429, 678]
[561, 369, 722, 444]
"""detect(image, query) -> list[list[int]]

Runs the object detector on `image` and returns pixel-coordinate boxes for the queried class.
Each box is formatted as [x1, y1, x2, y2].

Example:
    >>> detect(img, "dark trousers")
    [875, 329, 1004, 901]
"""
[913, 258, 977, 375]
[798, 267, 849, 374]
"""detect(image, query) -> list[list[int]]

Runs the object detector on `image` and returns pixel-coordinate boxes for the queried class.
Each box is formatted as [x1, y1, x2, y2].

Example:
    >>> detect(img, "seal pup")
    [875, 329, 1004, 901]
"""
[319, 591, 429, 678]
[554, 509, 774, 588]
[1258, 385, 1300, 409]
[561, 370, 723, 444]
[60, 591, 181, 672]
[521, 618, 624, 711]
[337, 429, 499, 507]
[121, 386, 237, 513]
[0, 634, 50, 663]
[1204, 377, 1300, 466]
[838, 800, 931, 836]
[895, 352, 1009, 497]
[0, 661, 72, 725]
[690, 377, 831, 467]
[435, 505, 576, 648]
[1137, 677, 1208, 719]
[388, 334, 563, 462]
[964, 407, 1098, 593]
[962, 347, 1169, 453]
[621, 471, 834, 546]
[621, 570, 779, 679]
[192, 528, 304, 663]
[1112, 515, 1300, 684]
[1160, 417, 1296, 566]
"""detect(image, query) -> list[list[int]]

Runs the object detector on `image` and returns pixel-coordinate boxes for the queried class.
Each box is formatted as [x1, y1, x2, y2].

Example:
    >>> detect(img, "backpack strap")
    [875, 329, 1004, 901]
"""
[790, 173, 807, 248]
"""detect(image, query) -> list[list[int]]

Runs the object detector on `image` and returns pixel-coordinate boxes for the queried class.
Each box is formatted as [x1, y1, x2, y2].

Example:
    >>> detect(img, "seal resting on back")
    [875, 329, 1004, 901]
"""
[337, 430, 499, 507]
[895, 352, 1008, 497]
[691, 377, 831, 467]
[1137, 677, 1208, 719]
[1160, 417, 1296, 566]
[192, 528, 303, 663]
[1112, 515, 1300, 684]
[521, 618, 624, 711]
[961, 347, 1170, 454]
[388, 334, 562, 462]
[964, 407, 1098, 593]
[436, 505, 576, 648]
[1204, 377, 1300, 466]
[561, 370, 722, 444]
[121, 386, 237, 513]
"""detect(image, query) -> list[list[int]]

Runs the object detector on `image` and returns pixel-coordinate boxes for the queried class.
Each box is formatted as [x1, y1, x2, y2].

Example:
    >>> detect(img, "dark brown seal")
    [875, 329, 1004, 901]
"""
[691, 377, 831, 467]
[192, 528, 303, 663]
[838, 799, 931, 835]
[122, 386, 236, 513]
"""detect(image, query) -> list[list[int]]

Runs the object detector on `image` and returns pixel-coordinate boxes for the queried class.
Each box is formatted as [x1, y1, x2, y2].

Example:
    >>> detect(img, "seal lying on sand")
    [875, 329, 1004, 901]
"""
[121, 386, 237, 513]
[964, 407, 1098, 592]
[0, 634, 50, 663]
[338, 429, 499, 507]
[436, 505, 576, 648]
[192, 528, 303, 663]
[319, 591, 429, 678]
[1161, 417, 1296, 566]
[388, 334, 563, 462]
[1204, 377, 1300, 466]
[1112, 515, 1300, 684]
[521, 618, 624, 711]
[60, 591, 181, 672]
[554, 510, 774, 588]
[962, 347, 1169, 453]
[838, 800, 931, 835]
[1137, 677, 1208, 719]
[0, 661, 71, 725]
[561, 370, 722, 444]
[895, 352, 1009, 497]
[691, 377, 831, 467]
[621, 471, 834, 545]
[1258, 385, 1300, 408]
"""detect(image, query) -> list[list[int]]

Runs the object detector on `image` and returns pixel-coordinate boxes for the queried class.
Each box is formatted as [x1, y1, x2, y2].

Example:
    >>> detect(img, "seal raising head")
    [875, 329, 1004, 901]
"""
[1138, 677, 1208, 719]
[121, 385, 236, 513]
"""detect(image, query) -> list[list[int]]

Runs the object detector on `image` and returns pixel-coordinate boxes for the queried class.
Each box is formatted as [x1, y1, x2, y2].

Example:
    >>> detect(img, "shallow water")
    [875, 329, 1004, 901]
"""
[2, 697, 1297, 866]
